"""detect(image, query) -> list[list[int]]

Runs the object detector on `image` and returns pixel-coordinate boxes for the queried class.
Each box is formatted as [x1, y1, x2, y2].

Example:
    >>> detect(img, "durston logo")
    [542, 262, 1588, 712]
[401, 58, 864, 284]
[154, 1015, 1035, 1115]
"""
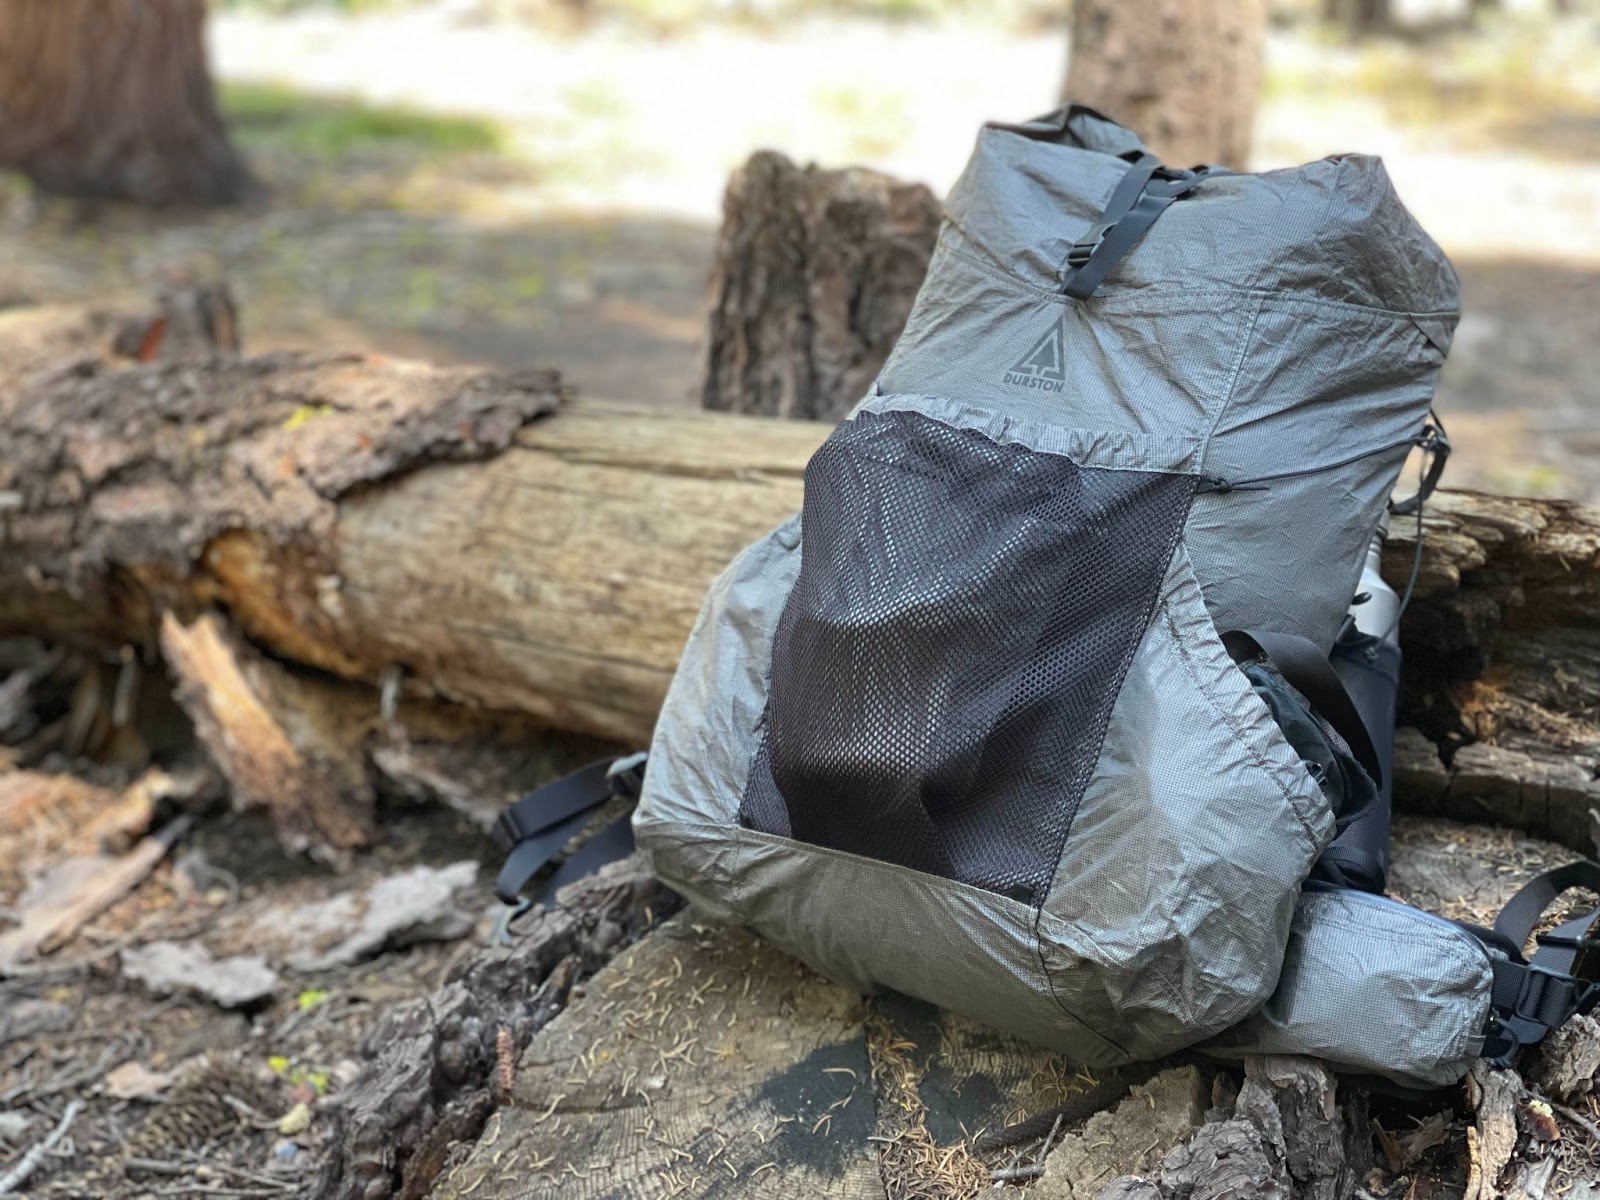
[1003, 317, 1067, 393]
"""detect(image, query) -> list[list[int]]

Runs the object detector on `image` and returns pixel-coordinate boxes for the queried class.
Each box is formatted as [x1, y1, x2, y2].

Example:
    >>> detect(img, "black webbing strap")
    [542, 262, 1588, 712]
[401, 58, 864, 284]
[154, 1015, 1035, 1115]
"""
[1494, 860, 1600, 975]
[1061, 160, 1227, 301]
[1221, 629, 1384, 788]
[1073, 153, 1160, 262]
[492, 755, 646, 905]
[1477, 860, 1600, 1065]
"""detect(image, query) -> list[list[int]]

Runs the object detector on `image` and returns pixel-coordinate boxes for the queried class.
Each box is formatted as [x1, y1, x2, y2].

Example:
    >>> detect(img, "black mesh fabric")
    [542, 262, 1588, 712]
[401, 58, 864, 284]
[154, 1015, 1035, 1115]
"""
[740, 408, 1196, 903]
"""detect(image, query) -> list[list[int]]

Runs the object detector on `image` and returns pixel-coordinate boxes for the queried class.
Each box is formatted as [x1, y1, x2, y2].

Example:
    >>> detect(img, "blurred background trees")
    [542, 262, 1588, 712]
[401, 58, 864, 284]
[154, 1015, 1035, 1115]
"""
[1062, 0, 1267, 168]
[1324, 0, 1392, 32]
[0, 0, 1593, 496]
[0, 0, 253, 206]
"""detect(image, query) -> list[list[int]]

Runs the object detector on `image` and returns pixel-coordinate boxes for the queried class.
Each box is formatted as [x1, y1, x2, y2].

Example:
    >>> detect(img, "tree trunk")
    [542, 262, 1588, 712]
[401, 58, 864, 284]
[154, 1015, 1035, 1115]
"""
[0, 0, 254, 206]
[700, 150, 941, 425]
[1323, 0, 1392, 35]
[1062, 0, 1267, 170]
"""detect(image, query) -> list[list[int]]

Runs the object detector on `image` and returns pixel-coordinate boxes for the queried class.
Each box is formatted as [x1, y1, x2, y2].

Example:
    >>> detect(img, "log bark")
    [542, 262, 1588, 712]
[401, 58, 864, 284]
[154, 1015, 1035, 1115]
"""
[4, 298, 1600, 850]
[700, 150, 941, 424]
[1387, 493, 1600, 850]
[1062, 0, 1267, 170]
[0, 0, 254, 206]
[0, 297, 811, 746]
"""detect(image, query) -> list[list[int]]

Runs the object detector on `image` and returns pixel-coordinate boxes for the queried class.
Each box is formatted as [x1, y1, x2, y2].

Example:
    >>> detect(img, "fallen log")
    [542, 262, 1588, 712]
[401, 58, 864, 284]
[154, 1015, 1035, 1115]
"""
[3, 297, 1600, 851]
[0, 297, 813, 748]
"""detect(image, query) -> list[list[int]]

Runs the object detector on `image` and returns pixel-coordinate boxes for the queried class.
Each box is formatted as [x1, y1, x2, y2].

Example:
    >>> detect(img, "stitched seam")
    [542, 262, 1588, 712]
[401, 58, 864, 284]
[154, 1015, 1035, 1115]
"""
[857, 395, 1205, 474]
[1199, 292, 1266, 469]
[1028, 928, 1132, 1060]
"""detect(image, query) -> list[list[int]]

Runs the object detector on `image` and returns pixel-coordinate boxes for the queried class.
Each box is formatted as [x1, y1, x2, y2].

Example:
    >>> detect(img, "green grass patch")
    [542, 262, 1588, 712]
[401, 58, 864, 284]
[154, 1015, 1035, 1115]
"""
[221, 83, 504, 160]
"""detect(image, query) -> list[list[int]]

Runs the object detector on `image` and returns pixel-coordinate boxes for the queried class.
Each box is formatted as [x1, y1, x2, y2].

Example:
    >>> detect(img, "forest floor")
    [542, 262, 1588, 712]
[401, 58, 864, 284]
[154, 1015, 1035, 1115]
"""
[4, 7, 1600, 1199]
[0, 6, 1597, 494]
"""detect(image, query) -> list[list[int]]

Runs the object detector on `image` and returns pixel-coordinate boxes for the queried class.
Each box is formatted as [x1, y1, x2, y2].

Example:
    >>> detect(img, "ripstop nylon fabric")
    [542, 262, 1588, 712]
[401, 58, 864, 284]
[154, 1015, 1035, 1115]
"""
[741, 407, 1195, 902]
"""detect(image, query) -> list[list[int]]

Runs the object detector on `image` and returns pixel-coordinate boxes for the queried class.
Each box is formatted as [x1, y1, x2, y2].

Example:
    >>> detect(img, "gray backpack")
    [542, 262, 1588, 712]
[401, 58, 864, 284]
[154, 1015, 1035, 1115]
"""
[499, 107, 1599, 1091]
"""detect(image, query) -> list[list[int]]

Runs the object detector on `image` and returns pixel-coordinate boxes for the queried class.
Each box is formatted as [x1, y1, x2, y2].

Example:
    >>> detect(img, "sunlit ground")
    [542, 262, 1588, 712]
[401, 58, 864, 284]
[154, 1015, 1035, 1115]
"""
[3, 1, 1598, 497]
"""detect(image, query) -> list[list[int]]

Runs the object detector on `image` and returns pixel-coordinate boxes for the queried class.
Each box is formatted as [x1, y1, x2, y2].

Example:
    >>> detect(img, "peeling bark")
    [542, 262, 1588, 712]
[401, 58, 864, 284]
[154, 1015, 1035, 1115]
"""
[1389, 493, 1600, 850]
[313, 855, 676, 1200]
[159, 612, 374, 857]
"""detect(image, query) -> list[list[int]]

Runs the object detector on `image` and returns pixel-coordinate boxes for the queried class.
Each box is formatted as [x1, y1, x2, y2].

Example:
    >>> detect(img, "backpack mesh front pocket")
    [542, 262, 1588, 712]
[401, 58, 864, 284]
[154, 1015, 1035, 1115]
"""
[740, 407, 1196, 903]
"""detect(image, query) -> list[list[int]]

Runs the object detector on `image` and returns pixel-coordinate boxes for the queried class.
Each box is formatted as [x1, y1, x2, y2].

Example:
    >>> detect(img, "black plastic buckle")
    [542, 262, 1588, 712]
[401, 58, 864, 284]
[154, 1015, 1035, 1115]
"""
[1484, 966, 1571, 1067]
[1513, 967, 1555, 1022]
[1581, 981, 1600, 1015]
[492, 807, 525, 853]
[1066, 222, 1113, 268]
[1483, 1012, 1530, 1068]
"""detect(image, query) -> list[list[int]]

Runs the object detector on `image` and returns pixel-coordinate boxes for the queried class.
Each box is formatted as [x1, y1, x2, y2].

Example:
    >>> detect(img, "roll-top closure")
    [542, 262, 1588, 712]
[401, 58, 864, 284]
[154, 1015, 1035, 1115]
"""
[942, 120, 1459, 319]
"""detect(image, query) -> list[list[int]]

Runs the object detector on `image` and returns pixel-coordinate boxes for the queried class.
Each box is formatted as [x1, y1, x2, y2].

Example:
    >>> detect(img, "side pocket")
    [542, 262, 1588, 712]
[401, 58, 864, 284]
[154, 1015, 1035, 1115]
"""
[1161, 573, 1336, 851]
[1198, 889, 1493, 1089]
[1037, 542, 1336, 1061]
[635, 516, 801, 834]
[741, 404, 1196, 904]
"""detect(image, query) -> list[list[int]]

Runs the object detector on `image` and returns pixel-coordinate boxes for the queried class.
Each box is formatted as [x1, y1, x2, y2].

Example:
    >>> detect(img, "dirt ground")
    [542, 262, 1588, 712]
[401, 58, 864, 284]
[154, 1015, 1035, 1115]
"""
[0, 777, 501, 1197]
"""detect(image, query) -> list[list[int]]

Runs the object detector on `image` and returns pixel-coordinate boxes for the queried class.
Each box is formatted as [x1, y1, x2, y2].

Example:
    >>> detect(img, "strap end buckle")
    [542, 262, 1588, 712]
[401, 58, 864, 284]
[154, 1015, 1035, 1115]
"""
[491, 809, 523, 853]
[1065, 222, 1113, 269]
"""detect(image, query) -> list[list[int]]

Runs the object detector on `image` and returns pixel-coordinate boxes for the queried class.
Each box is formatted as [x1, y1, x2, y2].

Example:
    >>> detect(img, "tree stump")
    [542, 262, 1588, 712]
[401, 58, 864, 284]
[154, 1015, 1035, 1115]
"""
[700, 150, 940, 425]
[335, 816, 1598, 1200]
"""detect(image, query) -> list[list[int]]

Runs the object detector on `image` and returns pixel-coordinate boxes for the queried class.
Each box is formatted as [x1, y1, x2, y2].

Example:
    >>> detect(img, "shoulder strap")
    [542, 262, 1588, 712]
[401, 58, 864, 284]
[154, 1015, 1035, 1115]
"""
[492, 754, 647, 906]
[1222, 628, 1384, 788]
